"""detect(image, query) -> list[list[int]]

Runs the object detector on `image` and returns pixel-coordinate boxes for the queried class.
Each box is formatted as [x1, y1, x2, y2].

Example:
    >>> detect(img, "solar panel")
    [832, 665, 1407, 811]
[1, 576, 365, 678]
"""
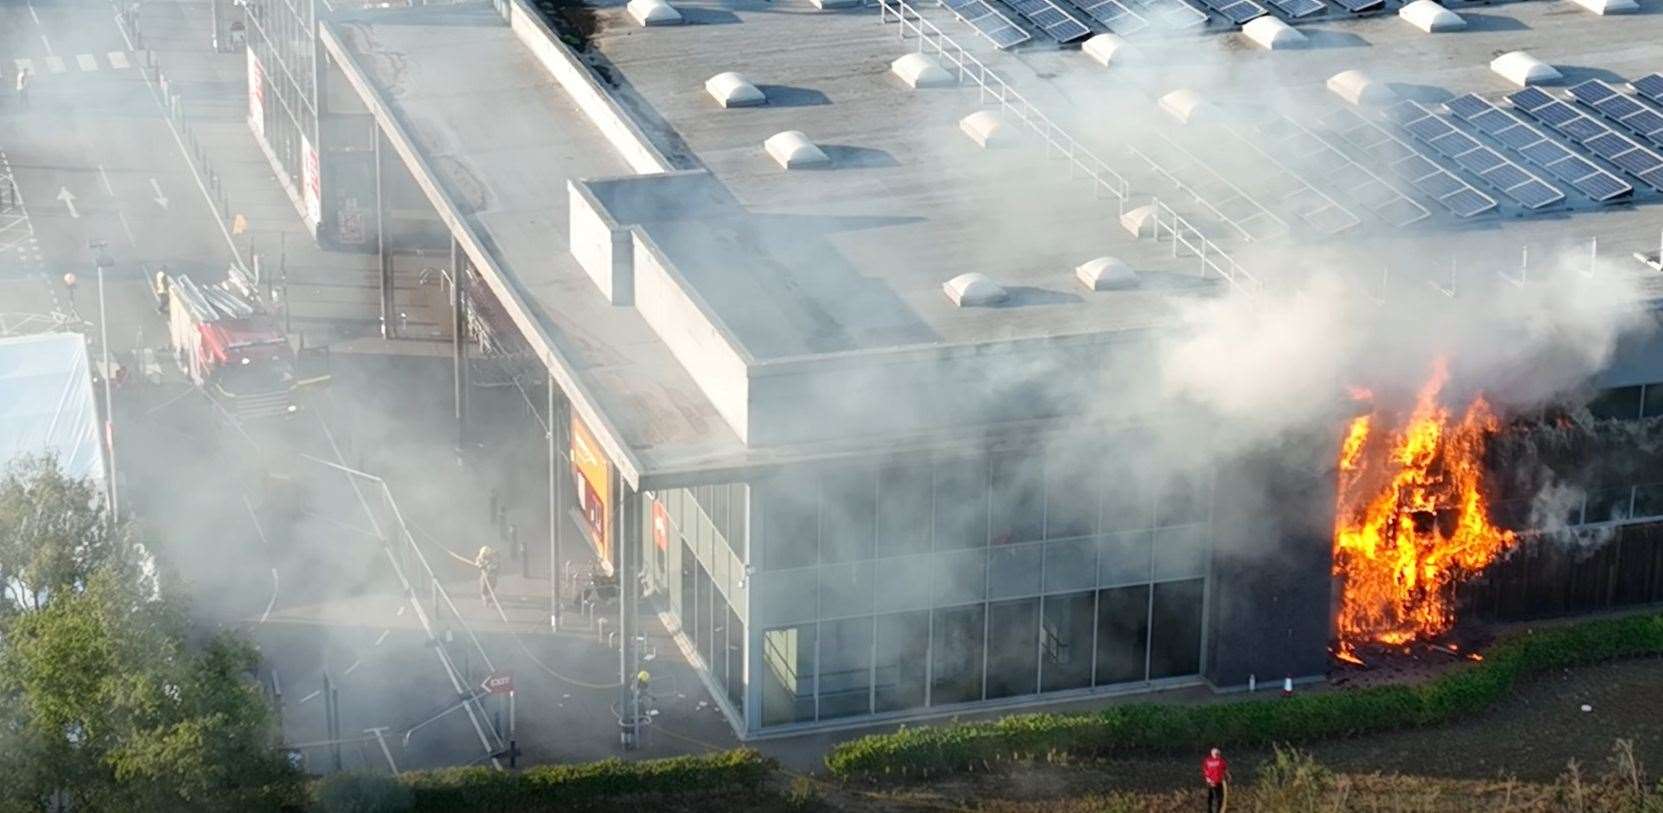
[1482, 163, 1532, 191]
[1266, 0, 1324, 17]
[1507, 179, 1564, 209]
[1329, 0, 1382, 11]
[1254, 114, 1430, 228]
[1595, 95, 1647, 120]
[1609, 148, 1663, 177]
[1584, 132, 1632, 159]
[1071, 0, 1151, 33]
[1429, 131, 1479, 155]
[1197, 0, 1267, 23]
[1507, 90, 1661, 194]
[1454, 148, 1505, 173]
[1634, 74, 1663, 104]
[1004, 0, 1092, 42]
[1627, 111, 1663, 139]
[1394, 154, 1440, 180]
[1496, 126, 1545, 151]
[1567, 81, 1619, 105]
[1405, 117, 1453, 141]
[1445, 95, 1493, 121]
[1641, 167, 1663, 189]
[1442, 188, 1496, 217]
[1508, 87, 1556, 112]
[1468, 110, 1517, 135]
[1573, 173, 1633, 202]
[1387, 99, 1565, 209]
[1125, 0, 1207, 27]
[1414, 172, 1464, 199]
[1544, 155, 1595, 182]
[1560, 117, 1608, 141]
[1519, 140, 1569, 165]
[941, 0, 1033, 47]
[1532, 102, 1579, 128]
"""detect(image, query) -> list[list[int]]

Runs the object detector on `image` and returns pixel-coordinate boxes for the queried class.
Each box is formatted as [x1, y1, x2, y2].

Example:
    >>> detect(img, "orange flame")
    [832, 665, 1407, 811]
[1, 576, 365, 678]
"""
[1333, 359, 1517, 655]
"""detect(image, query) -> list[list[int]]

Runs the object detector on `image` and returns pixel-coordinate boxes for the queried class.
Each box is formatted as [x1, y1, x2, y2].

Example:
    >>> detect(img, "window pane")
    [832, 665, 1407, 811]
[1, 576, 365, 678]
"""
[1044, 538, 1096, 594]
[726, 610, 745, 710]
[1041, 591, 1095, 692]
[701, 563, 718, 669]
[761, 625, 816, 726]
[693, 559, 709, 658]
[1644, 386, 1663, 419]
[1589, 386, 1643, 420]
[874, 554, 933, 614]
[761, 478, 818, 571]
[1095, 584, 1150, 685]
[934, 458, 988, 550]
[1149, 579, 1205, 679]
[822, 468, 876, 563]
[1099, 531, 1153, 587]
[875, 611, 929, 713]
[752, 567, 817, 628]
[817, 617, 873, 720]
[1045, 447, 1098, 539]
[819, 561, 874, 619]
[1153, 525, 1208, 582]
[731, 484, 749, 562]
[877, 463, 933, 558]
[1100, 477, 1152, 532]
[680, 540, 696, 636]
[985, 598, 1039, 700]
[1156, 475, 1208, 527]
[988, 543, 1042, 599]
[930, 604, 985, 705]
[933, 549, 987, 606]
[991, 451, 1045, 545]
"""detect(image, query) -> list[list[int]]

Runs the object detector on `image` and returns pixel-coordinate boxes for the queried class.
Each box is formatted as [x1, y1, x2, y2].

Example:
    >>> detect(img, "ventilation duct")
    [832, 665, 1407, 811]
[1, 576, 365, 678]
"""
[1490, 51, 1561, 87]
[764, 131, 831, 169]
[1242, 16, 1306, 50]
[891, 53, 956, 88]
[706, 72, 767, 108]
[1158, 89, 1213, 125]
[1399, 0, 1466, 32]
[627, 0, 682, 26]
[1076, 257, 1138, 291]
[1326, 69, 1396, 107]
[959, 110, 1014, 148]
[1082, 33, 1132, 67]
[943, 273, 1007, 307]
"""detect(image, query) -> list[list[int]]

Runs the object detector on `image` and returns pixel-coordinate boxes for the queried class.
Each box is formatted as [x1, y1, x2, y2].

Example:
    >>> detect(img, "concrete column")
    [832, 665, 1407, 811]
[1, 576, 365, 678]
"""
[450, 237, 467, 449]
[616, 476, 640, 749]
[548, 374, 563, 631]
[374, 132, 395, 338]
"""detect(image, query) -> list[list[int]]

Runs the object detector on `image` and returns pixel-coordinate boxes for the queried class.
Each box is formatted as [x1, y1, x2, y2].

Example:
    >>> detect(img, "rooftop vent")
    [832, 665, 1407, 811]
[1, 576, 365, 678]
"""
[1158, 89, 1213, 125]
[959, 110, 1015, 148]
[891, 53, 956, 89]
[943, 273, 1008, 307]
[1242, 16, 1306, 50]
[1326, 69, 1396, 107]
[626, 0, 682, 26]
[706, 72, 767, 108]
[1082, 33, 1132, 67]
[764, 131, 831, 169]
[1075, 257, 1138, 291]
[1569, 0, 1638, 13]
[1490, 51, 1561, 87]
[1120, 204, 1158, 238]
[1399, 0, 1465, 32]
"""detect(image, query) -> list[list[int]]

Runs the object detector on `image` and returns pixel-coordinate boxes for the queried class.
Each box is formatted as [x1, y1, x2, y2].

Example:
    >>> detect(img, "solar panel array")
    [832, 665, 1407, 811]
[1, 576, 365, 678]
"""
[1444, 93, 1632, 203]
[1508, 87, 1663, 192]
[1123, 0, 1208, 28]
[1319, 108, 1498, 218]
[1177, 124, 1363, 235]
[1566, 80, 1663, 147]
[1633, 73, 1663, 106]
[1003, 0, 1093, 42]
[941, 0, 1032, 48]
[1328, 0, 1383, 12]
[1255, 115, 1431, 227]
[1192, 0, 1267, 25]
[1384, 100, 1565, 210]
[1265, 0, 1324, 18]
[1070, 0, 1151, 33]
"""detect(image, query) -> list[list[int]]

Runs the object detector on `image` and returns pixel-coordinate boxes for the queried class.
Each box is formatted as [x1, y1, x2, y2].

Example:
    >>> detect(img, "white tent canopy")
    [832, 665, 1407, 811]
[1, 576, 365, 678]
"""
[0, 333, 104, 485]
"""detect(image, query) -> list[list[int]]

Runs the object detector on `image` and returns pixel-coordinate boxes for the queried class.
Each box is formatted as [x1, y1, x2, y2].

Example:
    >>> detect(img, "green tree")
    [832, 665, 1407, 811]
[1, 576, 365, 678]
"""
[0, 455, 303, 811]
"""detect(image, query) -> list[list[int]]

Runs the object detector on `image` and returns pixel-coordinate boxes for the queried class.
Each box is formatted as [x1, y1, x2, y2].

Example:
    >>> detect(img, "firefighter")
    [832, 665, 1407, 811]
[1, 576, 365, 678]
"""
[15, 68, 30, 109]
[475, 545, 500, 609]
[1202, 747, 1230, 813]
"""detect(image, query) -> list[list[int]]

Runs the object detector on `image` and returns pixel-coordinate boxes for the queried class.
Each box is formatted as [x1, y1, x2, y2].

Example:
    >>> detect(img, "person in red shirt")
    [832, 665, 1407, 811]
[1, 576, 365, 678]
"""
[1202, 747, 1230, 813]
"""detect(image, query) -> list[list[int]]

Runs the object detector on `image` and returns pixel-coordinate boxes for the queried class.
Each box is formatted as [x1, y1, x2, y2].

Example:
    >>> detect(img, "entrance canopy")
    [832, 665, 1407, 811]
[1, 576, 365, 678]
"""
[0, 333, 104, 484]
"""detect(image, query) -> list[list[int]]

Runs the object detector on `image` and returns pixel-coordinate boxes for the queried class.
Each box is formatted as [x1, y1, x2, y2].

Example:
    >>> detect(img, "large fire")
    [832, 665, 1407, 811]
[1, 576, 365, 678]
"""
[1333, 359, 1517, 657]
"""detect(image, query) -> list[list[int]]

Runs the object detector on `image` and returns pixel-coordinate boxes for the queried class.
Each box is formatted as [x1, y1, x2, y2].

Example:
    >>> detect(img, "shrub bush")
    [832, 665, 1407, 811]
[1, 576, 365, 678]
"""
[401, 748, 771, 812]
[313, 772, 415, 813]
[824, 613, 1663, 778]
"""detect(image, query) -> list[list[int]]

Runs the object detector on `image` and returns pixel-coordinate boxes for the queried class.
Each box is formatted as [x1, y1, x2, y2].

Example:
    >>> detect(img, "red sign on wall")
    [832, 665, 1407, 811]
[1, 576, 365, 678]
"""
[652, 500, 669, 552]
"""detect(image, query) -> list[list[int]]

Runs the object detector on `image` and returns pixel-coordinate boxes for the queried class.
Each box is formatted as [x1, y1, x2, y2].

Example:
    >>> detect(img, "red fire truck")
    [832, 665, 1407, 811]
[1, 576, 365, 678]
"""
[154, 270, 315, 419]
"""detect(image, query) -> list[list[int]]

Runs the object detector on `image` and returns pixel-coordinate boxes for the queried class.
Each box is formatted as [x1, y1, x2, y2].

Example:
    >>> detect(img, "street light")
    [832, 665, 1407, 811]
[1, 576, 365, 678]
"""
[88, 241, 118, 524]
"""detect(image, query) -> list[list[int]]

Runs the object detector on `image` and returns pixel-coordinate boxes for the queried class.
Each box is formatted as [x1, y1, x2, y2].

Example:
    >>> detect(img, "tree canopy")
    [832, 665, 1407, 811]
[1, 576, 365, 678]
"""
[0, 455, 303, 812]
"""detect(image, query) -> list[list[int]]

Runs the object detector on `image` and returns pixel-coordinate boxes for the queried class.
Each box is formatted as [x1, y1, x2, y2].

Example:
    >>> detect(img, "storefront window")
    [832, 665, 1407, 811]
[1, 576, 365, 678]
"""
[877, 463, 932, 558]
[818, 617, 873, 719]
[761, 479, 818, 571]
[874, 611, 929, 713]
[821, 469, 876, 563]
[1149, 579, 1205, 679]
[762, 625, 816, 726]
[985, 598, 1039, 699]
[990, 452, 1044, 545]
[934, 459, 988, 550]
[1041, 591, 1094, 692]
[1045, 448, 1099, 539]
[1095, 584, 1150, 685]
[930, 604, 985, 705]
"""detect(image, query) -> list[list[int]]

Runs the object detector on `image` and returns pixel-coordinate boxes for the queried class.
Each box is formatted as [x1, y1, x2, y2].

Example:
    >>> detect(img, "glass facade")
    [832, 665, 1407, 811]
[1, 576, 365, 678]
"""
[750, 445, 1212, 728]
[655, 485, 748, 714]
[244, 0, 317, 195]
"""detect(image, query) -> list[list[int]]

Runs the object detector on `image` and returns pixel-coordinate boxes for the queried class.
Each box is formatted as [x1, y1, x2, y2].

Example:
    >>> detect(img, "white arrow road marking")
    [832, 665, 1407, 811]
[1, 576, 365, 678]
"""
[108, 51, 129, 70]
[28, 3, 40, 25]
[76, 54, 98, 72]
[44, 56, 64, 74]
[56, 187, 78, 219]
[149, 178, 169, 210]
[40, 34, 53, 58]
[98, 164, 114, 195]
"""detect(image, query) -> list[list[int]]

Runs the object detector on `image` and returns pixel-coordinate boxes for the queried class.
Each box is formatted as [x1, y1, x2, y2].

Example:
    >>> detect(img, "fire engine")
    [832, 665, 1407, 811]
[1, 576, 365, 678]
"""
[152, 268, 318, 419]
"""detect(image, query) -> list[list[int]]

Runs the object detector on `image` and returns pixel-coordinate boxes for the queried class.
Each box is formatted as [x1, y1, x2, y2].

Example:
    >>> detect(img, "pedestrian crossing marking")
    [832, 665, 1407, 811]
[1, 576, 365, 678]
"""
[108, 51, 130, 70]
[76, 54, 98, 72]
[13, 59, 34, 75]
[44, 56, 65, 74]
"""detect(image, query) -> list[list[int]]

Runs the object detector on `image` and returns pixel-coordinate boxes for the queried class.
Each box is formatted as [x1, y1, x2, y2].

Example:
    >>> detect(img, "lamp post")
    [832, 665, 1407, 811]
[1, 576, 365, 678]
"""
[88, 241, 118, 523]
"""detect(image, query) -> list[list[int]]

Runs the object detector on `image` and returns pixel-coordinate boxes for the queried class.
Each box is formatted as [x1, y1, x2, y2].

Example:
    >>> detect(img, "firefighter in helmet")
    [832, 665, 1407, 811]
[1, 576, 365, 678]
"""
[475, 545, 501, 609]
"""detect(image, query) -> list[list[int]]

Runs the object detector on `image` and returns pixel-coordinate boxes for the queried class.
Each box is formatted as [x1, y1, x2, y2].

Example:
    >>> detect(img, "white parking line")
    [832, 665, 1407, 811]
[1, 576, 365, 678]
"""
[108, 51, 129, 70]
[14, 59, 34, 75]
[76, 54, 98, 72]
[44, 56, 64, 74]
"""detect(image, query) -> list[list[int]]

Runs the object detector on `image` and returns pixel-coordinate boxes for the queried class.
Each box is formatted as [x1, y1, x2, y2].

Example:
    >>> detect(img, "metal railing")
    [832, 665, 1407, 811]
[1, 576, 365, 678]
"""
[1149, 200, 1262, 293]
[879, 0, 1131, 204]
